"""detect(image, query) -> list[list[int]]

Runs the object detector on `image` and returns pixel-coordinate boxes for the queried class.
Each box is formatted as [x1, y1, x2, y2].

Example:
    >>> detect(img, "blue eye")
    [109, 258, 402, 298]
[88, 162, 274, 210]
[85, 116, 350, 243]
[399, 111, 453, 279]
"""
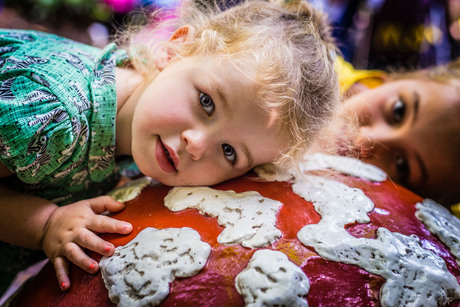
[222, 143, 236, 165]
[200, 93, 214, 115]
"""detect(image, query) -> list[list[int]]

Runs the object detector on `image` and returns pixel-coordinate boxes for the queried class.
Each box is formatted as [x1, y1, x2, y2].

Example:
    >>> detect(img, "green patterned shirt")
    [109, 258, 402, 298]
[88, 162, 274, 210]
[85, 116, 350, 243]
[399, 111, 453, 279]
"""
[0, 29, 128, 205]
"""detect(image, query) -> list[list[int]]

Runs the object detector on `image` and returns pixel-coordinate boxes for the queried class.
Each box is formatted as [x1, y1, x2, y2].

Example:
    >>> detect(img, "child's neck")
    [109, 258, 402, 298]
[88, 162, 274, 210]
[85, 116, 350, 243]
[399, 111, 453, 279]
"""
[115, 67, 144, 112]
[114, 67, 144, 156]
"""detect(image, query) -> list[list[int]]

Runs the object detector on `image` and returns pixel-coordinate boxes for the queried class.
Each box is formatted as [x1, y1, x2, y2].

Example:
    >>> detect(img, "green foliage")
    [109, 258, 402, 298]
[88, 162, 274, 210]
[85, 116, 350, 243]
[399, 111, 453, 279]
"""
[5, 0, 114, 27]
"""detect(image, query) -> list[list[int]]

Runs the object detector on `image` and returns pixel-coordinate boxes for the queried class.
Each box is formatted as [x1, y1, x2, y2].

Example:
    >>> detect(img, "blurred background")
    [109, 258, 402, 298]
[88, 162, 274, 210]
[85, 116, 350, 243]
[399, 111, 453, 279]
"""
[0, 0, 180, 47]
[311, 0, 460, 70]
[0, 0, 460, 70]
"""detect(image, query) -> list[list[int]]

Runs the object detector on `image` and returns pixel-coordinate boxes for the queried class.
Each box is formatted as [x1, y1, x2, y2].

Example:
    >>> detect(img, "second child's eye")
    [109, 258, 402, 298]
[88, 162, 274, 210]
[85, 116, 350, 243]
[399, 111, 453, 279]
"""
[222, 143, 237, 165]
[391, 98, 406, 124]
[395, 155, 410, 184]
[200, 93, 214, 116]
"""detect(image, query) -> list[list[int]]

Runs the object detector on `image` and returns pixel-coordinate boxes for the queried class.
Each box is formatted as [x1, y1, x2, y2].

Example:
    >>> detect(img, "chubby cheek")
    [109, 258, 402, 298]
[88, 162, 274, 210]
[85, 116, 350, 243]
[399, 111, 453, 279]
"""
[133, 99, 158, 132]
[137, 86, 188, 125]
[179, 165, 247, 186]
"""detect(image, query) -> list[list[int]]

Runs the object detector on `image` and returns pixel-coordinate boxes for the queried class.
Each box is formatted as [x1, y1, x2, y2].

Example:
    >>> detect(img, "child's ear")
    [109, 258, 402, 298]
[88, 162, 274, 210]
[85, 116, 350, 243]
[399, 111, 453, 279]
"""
[155, 25, 196, 71]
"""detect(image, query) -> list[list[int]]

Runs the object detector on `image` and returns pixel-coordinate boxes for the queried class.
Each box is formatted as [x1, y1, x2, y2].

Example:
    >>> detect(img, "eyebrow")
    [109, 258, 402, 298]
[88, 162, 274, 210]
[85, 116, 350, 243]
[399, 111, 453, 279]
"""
[412, 91, 420, 125]
[216, 86, 230, 111]
[207, 72, 230, 112]
[242, 144, 255, 169]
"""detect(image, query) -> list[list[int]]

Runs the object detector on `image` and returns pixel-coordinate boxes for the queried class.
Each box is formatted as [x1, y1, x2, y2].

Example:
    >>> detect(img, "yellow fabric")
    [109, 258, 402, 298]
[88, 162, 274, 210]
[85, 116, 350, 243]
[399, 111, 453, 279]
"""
[450, 203, 460, 218]
[335, 56, 386, 95]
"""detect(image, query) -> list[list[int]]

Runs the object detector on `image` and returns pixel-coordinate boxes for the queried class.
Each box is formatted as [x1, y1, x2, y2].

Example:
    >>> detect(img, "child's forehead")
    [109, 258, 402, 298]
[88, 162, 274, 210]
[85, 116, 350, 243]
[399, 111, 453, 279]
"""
[192, 54, 259, 95]
[210, 54, 257, 78]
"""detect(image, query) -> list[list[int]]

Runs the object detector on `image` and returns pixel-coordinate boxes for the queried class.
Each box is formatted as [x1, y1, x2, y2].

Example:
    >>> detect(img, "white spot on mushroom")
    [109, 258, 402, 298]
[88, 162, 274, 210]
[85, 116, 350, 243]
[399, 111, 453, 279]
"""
[416, 198, 460, 265]
[164, 187, 282, 248]
[99, 227, 211, 306]
[235, 249, 309, 306]
[294, 175, 460, 306]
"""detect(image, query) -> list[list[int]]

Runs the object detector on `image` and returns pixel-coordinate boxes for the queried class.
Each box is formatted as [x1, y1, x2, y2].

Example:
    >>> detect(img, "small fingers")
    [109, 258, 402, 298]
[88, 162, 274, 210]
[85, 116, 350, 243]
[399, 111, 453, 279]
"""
[88, 196, 126, 214]
[88, 215, 132, 235]
[75, 228, 117, 257]
[53, 257, 70, 291]
[61, 242, 99, 275]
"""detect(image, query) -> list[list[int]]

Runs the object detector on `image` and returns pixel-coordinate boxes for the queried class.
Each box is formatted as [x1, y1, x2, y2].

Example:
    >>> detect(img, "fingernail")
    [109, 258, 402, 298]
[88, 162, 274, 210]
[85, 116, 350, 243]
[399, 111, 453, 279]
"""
[123, 224, 132, 231]
[105, 246, 111, 252]
[60, 282, 67, 290]
[89, 263, 96, 271]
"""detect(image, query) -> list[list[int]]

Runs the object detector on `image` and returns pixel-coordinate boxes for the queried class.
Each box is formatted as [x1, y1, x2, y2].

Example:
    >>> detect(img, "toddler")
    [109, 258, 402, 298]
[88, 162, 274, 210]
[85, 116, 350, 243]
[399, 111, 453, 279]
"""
[0, 0, 339, 291]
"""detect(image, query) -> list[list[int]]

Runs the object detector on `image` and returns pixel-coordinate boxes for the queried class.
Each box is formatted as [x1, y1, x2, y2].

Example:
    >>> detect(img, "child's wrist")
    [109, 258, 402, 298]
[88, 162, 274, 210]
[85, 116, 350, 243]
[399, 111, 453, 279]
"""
[39, 204, 60, 250]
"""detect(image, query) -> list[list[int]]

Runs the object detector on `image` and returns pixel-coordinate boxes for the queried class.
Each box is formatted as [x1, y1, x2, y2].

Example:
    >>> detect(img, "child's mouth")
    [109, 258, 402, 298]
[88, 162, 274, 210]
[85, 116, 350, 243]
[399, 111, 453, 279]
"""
[163, 145, 175, 169]
[155, 138, 177, 173]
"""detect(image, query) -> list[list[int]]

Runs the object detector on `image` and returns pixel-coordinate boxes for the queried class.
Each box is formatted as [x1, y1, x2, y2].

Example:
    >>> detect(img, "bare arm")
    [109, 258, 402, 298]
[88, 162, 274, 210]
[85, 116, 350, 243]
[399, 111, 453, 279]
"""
[0, 161, 13, 177]
[0, 161, 132, 290]
[0, 164, 56, 249]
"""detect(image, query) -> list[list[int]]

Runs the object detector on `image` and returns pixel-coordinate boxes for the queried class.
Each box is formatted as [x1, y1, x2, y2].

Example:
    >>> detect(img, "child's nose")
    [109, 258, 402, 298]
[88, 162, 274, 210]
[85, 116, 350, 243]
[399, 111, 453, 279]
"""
[346, 99, 374, 127]
[357, 123, 413, 168]
[356, 126, 394, 159]
[357, 110, 373, 127]
[182, 129, 208, 160]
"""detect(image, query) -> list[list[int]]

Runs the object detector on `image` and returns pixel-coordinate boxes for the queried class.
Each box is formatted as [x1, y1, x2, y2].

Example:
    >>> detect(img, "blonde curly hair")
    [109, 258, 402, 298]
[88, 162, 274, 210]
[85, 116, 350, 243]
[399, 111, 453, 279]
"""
[118, 0, 339, 169]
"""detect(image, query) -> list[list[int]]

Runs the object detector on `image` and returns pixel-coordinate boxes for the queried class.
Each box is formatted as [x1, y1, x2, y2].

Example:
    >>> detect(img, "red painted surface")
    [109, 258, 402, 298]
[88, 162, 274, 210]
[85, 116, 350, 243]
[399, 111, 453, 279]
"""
[10, 174, 460, 306]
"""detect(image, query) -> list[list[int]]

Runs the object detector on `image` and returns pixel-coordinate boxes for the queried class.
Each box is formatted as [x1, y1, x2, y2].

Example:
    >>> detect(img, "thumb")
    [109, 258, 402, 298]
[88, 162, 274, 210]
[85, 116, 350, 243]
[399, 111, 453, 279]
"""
[88, 195, 126, 214]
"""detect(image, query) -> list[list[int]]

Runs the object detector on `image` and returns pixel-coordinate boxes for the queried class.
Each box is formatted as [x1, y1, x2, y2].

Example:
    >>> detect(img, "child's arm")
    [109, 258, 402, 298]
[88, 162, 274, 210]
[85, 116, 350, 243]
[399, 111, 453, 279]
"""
[0, 164, 132, 290]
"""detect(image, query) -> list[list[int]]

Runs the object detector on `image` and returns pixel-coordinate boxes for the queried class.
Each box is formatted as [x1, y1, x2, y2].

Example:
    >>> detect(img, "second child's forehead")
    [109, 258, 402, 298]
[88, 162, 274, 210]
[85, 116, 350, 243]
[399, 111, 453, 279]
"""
[403, 79, 460, 110]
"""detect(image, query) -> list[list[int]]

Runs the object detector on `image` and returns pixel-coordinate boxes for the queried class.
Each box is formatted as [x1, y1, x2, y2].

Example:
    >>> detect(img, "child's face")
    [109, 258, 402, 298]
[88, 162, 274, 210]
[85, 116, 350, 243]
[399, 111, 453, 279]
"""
[131, 55, 287, 186]
[343, 79, 459, 201]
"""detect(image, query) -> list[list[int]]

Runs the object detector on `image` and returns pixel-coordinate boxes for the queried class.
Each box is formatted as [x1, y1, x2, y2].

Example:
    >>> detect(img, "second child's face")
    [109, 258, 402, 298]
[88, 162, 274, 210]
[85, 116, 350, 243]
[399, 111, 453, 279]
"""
[131, 55, 287, 186]
[343, 79, 459, 202]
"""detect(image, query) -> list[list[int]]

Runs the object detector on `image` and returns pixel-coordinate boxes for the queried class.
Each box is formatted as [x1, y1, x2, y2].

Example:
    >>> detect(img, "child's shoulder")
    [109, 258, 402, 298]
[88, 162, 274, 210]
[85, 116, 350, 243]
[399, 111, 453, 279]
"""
[0, 29, 77, 46]
[0, 30, 121, 189]
[0, 29, 103, 62]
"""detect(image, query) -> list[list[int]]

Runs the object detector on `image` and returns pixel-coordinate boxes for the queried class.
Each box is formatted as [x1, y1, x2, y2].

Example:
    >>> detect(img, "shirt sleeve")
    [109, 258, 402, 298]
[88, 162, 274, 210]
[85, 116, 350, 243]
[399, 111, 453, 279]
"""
[0, 74, 77, 184]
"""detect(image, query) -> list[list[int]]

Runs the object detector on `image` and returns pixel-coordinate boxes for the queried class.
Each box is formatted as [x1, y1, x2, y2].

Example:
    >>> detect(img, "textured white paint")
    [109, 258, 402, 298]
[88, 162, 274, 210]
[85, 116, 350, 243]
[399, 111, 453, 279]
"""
[99, 227, 211, 307]
[416, 198, 460, 265]
[107, 176, 152, 203]
[294, 175, 460, 306]
[235, 249, 309, 306]
[299, 153, 387, 182]
[164, 186, 282, 248]
[255, 153, 386, 183]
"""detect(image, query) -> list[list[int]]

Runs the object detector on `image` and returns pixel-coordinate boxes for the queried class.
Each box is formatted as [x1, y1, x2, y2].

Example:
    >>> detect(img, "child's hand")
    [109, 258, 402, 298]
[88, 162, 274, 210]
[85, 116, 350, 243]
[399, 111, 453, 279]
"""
[41, 196, 133, 291]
